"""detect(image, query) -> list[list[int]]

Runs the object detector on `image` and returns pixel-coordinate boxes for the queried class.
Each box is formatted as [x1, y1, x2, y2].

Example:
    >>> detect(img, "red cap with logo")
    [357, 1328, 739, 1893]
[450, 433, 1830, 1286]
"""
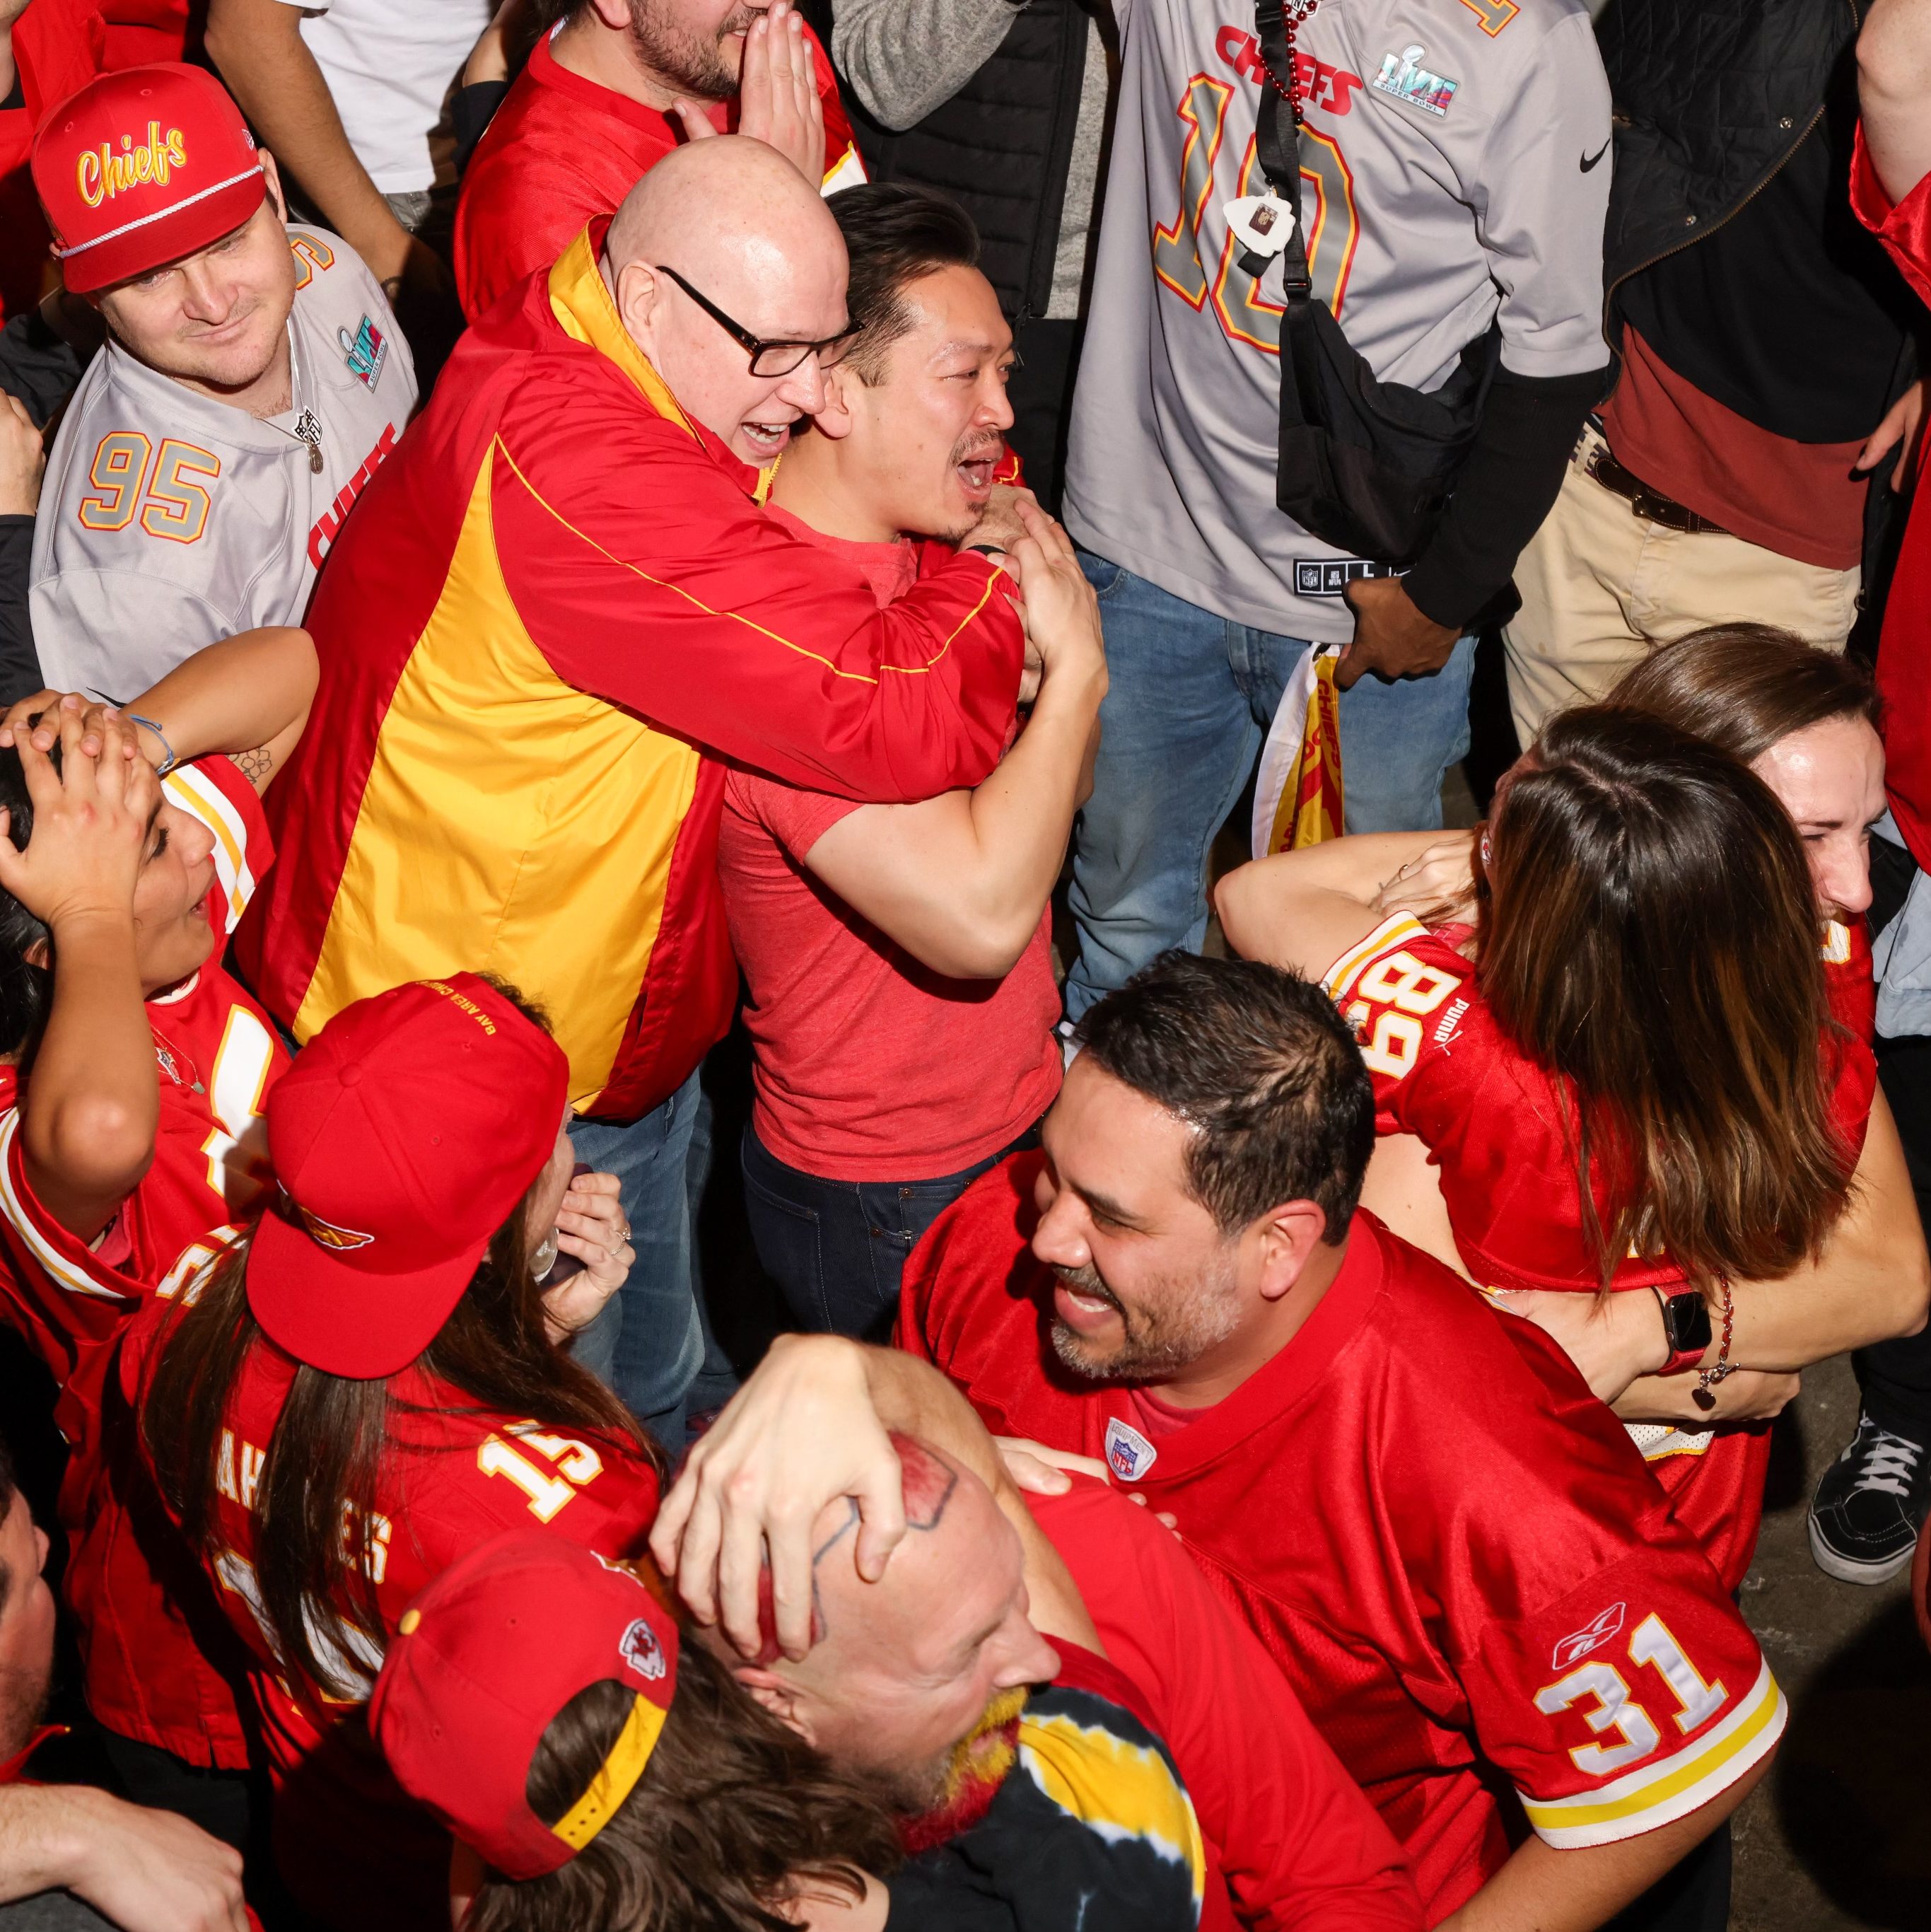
[371, 1530, 680, 1880]
[32, 63, 267, 296]
[246, 975, 569, 1382]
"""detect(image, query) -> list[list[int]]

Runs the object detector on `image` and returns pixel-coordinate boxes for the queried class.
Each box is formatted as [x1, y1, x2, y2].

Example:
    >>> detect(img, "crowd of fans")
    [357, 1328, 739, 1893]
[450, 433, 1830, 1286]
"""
[0, 0, 1928, 1929]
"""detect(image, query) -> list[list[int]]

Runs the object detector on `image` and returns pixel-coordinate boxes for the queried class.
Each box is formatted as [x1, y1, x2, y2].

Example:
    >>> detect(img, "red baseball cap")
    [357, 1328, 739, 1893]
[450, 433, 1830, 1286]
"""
[371, 1531, 680, 1880]
[247, 976, 570, 1381]
[33, 64, 267, 296]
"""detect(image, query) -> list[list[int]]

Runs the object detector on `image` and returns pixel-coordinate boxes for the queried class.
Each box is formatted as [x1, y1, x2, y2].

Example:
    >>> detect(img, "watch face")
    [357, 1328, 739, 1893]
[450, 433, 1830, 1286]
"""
[1667, 1291, 1713, 1353]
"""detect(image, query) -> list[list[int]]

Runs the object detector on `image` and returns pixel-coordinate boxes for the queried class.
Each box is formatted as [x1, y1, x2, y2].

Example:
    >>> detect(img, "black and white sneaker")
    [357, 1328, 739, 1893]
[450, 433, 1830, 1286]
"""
[1808, 1413, 1931, 1584]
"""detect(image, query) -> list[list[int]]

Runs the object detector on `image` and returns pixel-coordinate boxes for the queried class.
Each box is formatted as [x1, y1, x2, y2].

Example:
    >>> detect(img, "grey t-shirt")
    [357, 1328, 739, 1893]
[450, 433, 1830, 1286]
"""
[31, 226, 416, 701]
[1063, 0, 1611, 642]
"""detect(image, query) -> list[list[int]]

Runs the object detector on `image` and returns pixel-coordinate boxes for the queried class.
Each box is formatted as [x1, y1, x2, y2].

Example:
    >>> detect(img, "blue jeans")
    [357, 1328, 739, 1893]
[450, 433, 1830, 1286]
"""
[741, 1124, 1037, 1342]
[1066, 553, 1475, 1018]
[568, 1067, 709, 1446]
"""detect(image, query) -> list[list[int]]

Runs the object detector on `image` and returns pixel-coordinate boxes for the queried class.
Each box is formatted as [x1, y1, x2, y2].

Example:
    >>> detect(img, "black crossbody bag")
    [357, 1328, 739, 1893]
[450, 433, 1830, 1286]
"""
[1245, 0, 1498, 566]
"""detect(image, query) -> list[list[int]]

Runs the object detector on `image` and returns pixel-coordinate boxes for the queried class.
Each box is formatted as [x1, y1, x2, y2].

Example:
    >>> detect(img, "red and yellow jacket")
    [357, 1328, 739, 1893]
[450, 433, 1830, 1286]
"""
[239, 223, 1022, 1121]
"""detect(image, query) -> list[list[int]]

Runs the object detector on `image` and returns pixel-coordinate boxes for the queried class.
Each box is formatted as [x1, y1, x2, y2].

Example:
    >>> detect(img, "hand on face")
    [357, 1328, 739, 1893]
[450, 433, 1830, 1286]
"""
[1373, 830, 1479, 925]
[679, 0, 826, 183]
[0, 709, 155, 934]
[540, 1168, 636, 1341]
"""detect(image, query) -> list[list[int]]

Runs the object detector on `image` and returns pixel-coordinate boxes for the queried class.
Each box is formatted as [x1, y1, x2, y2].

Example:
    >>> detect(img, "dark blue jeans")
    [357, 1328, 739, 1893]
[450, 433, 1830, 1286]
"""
[742, 1123, 1039, 1342]
[568, 1068, 709, 1445]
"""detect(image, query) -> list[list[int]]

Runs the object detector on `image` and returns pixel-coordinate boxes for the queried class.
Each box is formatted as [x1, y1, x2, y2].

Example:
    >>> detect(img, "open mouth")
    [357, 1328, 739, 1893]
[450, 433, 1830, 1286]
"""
[956, 453, 997, 499]
[1051, 1274, 1121, 1333]
[742, 419, 791, 460]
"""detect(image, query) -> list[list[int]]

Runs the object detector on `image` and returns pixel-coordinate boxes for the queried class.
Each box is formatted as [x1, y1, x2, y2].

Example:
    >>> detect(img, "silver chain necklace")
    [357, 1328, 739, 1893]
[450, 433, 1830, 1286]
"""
[264, 321, 324, 474]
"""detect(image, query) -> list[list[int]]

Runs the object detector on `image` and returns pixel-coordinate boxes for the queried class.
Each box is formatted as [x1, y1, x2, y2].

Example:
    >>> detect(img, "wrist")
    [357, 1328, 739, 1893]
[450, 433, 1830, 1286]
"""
[1650, 1286, 1714, 1377]
[47, 902, 139, 938]
[33, 1784, 115, 1895]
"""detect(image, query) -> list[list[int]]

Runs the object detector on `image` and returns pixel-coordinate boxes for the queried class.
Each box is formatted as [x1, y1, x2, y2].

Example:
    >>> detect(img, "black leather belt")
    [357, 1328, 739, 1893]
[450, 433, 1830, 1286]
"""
[1584, 444, 1732, 537]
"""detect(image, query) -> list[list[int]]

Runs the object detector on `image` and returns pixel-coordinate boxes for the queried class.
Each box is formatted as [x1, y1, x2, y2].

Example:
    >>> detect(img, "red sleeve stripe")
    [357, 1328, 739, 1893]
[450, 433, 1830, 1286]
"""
[1519, 1658, 1785, 1849]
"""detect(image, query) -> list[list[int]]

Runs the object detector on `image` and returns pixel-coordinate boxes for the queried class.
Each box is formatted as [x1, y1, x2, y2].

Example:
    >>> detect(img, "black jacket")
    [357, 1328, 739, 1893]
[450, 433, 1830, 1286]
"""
[839, 0, 1091, 322]
[1601, 0, 1863, 319]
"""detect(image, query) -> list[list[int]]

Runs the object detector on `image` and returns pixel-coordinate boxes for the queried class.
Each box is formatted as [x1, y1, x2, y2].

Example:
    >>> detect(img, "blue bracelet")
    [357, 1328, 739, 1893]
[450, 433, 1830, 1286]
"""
[125, 713, 178, 776]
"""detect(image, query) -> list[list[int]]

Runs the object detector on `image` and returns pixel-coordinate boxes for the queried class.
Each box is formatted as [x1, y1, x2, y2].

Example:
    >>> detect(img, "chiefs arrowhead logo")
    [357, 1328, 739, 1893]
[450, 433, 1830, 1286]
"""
[619, 1617, 667, 1682]
[1552, 1601, 1626, 1671]
[296, 1204, 375, 1252]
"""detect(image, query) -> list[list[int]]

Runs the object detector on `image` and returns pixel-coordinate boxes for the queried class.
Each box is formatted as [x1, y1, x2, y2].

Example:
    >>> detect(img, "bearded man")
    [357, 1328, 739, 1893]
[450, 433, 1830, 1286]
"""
[453, 0, 865, 320]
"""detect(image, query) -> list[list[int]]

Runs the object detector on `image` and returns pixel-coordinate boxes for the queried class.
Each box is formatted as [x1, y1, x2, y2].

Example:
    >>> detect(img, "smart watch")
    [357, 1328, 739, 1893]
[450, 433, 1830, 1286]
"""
[1652, 1288, 1713, 1376]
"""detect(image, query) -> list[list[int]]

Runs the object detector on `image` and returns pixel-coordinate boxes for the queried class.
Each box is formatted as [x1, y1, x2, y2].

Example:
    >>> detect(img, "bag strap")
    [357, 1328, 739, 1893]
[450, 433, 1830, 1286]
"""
[1243, 0, 1313, 301]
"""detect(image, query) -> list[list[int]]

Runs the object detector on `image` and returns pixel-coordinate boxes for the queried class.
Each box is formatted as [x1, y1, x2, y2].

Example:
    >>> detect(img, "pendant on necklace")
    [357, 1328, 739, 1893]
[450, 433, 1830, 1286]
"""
[293, 409, 324, 475]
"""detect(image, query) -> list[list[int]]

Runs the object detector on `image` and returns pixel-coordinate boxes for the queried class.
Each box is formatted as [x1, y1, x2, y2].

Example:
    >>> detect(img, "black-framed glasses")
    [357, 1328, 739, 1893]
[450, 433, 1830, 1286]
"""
[655, 264, 859, 377]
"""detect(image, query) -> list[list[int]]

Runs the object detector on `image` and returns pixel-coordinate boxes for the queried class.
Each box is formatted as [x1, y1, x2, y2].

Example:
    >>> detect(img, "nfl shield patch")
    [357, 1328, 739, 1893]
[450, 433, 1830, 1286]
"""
[1104, 1416, 1158, 1482]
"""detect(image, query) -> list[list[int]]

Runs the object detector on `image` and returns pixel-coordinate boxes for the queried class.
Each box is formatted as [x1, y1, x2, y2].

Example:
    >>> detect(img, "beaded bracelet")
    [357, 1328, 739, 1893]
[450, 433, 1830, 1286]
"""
[1691, 1276, 1734, 1412]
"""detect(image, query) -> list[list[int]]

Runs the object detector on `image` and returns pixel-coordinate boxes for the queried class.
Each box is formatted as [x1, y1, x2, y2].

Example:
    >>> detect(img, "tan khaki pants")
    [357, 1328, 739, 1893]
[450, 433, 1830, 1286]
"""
[1502, 422, 1860, 748]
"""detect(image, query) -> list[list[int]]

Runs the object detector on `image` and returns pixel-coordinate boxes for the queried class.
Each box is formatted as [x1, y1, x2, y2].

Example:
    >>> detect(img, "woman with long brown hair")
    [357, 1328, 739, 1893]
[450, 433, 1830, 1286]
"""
[125, 972, 651, 1932]
[1217, 702, 1926, 1593]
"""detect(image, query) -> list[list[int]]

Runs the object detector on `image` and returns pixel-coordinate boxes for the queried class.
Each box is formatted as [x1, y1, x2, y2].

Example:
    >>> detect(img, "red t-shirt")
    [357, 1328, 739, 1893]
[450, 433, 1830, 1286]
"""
[718, 506, 1061, 1178]
[1601, 326, 1867, 571]
[122, 1259, 662, 1932]
[1324, 913, 1877, 1591]
[1852, 128, 1931, 875]
[0, 757, 285, 1771]
[453, 25, 864, 322]
[1034, 1482, 1423, 1932]
[900, 1159, 1785, 1924]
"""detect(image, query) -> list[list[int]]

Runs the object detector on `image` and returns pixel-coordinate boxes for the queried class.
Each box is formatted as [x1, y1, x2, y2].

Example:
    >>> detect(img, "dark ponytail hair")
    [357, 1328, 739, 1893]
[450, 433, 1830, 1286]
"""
[139, 982, 660, 1706]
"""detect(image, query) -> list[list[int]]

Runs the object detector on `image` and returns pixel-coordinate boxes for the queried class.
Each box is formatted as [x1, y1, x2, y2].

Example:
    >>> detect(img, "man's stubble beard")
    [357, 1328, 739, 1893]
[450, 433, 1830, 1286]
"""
[852, 1686, 1031, 1818]
[626, 0, 759, 102]
[0, 1653, 52, 1762]
[1047, 1255, 1242, 1382]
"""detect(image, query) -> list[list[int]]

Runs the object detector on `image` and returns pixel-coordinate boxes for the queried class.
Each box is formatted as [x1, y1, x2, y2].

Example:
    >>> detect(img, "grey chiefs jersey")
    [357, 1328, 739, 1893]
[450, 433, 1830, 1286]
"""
[32, 226, 416, 700]
[1063, 0, 1610, 643]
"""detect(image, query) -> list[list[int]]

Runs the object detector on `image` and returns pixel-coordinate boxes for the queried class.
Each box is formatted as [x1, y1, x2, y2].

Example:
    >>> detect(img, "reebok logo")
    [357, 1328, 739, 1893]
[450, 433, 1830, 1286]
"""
[1551, 1601, 1626, 1670]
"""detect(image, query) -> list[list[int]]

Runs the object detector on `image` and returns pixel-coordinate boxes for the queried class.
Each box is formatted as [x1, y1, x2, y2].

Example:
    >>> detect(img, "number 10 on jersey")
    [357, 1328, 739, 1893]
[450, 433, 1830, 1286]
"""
[1151, 74, 1360, 352]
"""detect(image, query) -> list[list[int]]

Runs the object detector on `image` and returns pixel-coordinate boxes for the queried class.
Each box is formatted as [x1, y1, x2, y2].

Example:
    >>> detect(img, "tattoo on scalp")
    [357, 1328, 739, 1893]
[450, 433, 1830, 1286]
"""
[781, 1444, 961, 1646]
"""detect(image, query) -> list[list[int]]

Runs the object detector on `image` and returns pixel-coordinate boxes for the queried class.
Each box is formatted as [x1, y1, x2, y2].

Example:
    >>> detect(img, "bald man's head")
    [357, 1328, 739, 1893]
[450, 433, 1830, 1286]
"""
[602, 137, 850, 467]
[713, 1436, 1059, 1813]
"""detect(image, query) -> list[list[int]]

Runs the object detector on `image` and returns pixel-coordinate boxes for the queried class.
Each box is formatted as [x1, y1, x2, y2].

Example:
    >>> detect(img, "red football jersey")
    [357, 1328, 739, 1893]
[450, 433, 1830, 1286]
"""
[122, 1257, 662, 1932]
[0, 755, 284, 1768]
[1034, 1482, 1422, 1931]
[900, 1160, 1785, 1923]
[1822, 916, 1877, 1044]
[1324, 913, 1878, 1590]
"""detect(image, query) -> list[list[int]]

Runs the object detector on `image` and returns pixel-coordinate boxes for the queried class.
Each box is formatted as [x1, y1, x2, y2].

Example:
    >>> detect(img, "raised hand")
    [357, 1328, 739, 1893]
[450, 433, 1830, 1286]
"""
[0, 709, 156, 933]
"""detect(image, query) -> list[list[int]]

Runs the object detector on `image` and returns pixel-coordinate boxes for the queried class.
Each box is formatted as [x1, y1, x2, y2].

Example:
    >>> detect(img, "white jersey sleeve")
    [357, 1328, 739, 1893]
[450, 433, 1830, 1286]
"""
[1463, 7, 1615, 378]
